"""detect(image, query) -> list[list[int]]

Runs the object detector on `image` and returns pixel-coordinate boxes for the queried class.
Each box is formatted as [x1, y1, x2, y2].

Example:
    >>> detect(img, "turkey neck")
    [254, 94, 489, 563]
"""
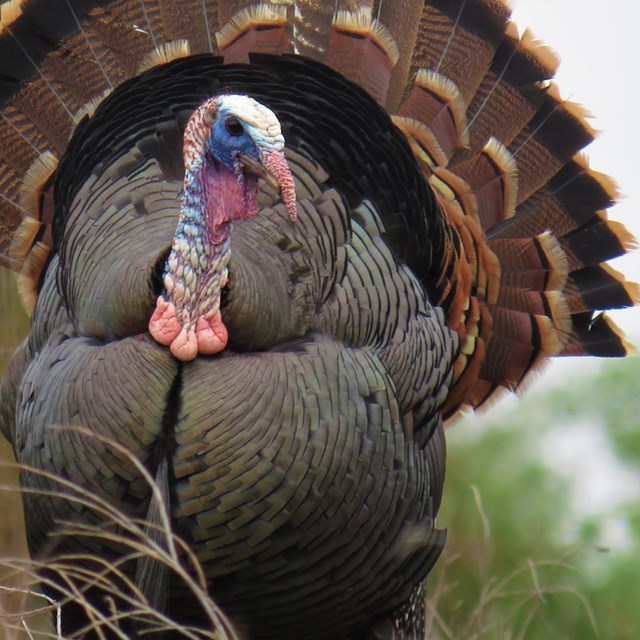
[186, 153, 260, 242]
[165, 156, 257, 323]
[147, 154, 254, 361]
[175, 161, 233, 300]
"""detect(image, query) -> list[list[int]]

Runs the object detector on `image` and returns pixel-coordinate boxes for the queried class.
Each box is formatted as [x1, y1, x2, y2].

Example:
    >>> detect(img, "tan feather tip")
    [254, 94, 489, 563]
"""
[519, 27, 561, 76]
[391, 116, 449, 169]
[0, 0, 25, 30]
[138, 40, 191, 74]
[573, 153, 621, 201]
[216, 4, 288, 50]
[9, 216, 41, 262]
[547, 83, 598, 139]
[600, 313, 638, 356]
[18, 151, 58, 218]
[482, 244, 502, 306]
[484, 137, 518, 178]
[537, 315, 565, 356]
[414, 70, 469, 147]
[607, 219, 639, 253]
[505, 19, 520, 42]
[483, 137, 519, 219]
[600, 263, 640, 306]
[512, 356, 551, 398]
[16, 240, 49, 314]
[430, 168, 478, 221]
[468, 379, 511, 414]
[72, 89, 113, 126]
[332, 9, 399, 66]
[543, 290, 572, 344]
[536, 231, 568, 291]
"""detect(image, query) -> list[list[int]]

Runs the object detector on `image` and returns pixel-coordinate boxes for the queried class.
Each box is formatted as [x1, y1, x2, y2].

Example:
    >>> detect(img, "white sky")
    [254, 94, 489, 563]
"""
[507, 0, 640, 386]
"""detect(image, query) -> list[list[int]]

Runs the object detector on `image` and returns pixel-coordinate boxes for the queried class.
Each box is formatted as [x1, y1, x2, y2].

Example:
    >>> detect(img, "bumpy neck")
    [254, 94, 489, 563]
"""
[148, 159, 243, 361]
[182, 163, 234, 245]
[168, 161, 241, 317]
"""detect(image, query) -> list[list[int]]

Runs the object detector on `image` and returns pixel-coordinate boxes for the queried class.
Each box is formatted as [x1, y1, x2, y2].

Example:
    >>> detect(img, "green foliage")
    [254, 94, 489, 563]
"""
[429, 358, 640, 640]
[0, 271, 28, 373]
[0, 270, 29, 551]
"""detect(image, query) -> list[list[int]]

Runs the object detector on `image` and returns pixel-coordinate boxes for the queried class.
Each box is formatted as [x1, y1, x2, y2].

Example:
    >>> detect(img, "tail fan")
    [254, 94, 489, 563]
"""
[0, 0, 636, 416]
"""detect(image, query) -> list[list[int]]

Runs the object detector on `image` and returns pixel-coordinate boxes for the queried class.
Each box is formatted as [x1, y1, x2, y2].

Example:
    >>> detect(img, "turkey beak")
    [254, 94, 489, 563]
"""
[239, 150, 297, 223]
[238, 153, 279, 190]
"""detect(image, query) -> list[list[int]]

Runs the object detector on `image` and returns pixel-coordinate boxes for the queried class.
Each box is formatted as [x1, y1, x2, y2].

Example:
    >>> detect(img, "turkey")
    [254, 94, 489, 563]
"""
[0, 0, 637, 638]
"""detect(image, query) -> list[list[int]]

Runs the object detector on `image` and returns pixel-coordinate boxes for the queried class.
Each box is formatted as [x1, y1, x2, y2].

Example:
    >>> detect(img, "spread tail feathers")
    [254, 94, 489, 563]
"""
[0, 0, 636, 416]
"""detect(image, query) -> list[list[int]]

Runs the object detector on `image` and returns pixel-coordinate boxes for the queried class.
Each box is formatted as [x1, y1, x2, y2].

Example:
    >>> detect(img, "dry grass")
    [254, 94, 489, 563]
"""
[423, 552, 599, 640]
[1, 436, 601, 639]
[0, 428, 240, 639]
[0, 436, 47, 640]
[422, 483, 601, 640]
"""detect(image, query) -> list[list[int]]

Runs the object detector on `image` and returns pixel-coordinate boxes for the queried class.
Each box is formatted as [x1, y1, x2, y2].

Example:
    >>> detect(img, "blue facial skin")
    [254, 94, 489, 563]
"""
[209, 112, 261, 171]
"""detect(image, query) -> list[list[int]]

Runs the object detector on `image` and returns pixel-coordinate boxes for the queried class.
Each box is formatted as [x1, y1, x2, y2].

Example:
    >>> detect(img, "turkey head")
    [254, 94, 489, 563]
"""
[149, 95, 297, 361]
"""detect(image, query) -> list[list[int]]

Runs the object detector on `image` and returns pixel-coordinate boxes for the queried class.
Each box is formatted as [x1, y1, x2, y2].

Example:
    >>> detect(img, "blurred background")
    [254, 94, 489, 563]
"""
[1, 0, 639, 637]
[430, 2, 640, 637]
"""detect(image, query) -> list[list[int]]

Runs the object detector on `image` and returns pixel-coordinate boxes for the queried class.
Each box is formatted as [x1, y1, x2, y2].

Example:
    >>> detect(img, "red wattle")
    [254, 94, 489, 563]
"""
[195, 313, 229, 354]
[149, 297, 182, 346]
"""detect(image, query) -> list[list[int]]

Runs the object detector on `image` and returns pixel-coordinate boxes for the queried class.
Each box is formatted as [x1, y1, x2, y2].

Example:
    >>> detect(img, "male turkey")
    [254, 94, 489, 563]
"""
[0, 0, 637, 638]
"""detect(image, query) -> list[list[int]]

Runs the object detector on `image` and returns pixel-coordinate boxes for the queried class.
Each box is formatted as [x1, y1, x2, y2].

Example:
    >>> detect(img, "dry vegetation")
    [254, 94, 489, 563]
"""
[0, 430, 239, 639]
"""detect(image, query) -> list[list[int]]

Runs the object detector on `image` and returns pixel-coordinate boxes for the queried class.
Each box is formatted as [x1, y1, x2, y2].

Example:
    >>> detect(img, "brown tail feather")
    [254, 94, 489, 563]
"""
[564, 264, 640, 314]
[508, 89, 596, 204]
[216, 4, 290, 63]
[560, 215, 637, 271]
[493, 157, 619, 240]
[324, 9, 399, 106]
[495, 289, 571, 335]
[488, 234, 568, 288]
[460, 22, 556, 155]
[563, 312, 637, 357]
[392, 116, 449, 171]
[408, 0, 511, 107]
[377, 0, 428, 112]
[290, 0, 334, 59]
[451, 138, 518, 229]
[399, 69, 469, 161]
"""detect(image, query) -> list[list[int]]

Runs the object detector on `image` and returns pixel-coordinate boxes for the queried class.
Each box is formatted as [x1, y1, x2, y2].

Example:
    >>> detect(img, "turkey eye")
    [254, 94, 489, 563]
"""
[225, 117, 244, 136]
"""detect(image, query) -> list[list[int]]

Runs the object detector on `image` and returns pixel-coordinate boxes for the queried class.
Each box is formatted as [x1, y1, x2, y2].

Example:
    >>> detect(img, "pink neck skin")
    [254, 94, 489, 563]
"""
[149, 159, 258, 362]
